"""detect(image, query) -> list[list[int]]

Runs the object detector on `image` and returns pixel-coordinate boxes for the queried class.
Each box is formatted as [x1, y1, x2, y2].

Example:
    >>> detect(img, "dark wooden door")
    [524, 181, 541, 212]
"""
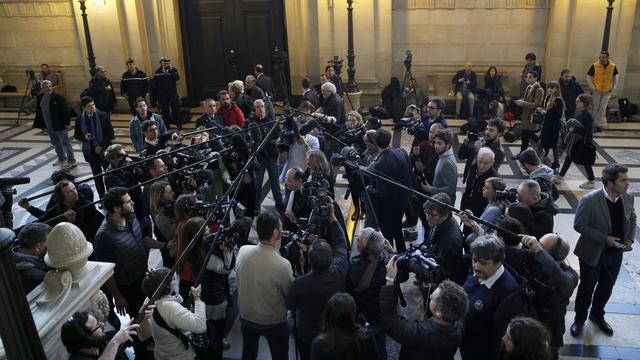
[179, 0, 289, 101]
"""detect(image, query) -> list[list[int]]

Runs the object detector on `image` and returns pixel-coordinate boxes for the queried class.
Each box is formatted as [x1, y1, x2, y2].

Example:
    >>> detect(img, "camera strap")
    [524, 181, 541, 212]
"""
[354, 255, 380, 292]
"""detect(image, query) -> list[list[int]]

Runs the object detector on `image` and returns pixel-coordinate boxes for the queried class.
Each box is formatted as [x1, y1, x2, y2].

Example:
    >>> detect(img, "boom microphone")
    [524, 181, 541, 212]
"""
[299, 119, 320, 136]
[0, 177, 30, 187]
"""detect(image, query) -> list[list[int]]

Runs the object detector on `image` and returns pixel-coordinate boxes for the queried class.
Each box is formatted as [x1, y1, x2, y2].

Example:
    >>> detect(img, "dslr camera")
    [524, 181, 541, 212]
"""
[495, 188, 518, 202]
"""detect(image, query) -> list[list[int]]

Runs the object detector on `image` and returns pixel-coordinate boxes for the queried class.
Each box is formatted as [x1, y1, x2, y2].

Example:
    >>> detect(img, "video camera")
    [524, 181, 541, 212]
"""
[403, 50, 413, 72]
[300, 172, 333, 221]
[328, 56, 344, 76]
[339, 124, 365, 145]
[0, 177, 30, 196]
[396, 116, 425, 136]
[467, 131, 486, 145]
[187, 199, 241, 219]
[495, 188, 518, 202]
[282, 227, 313, 275]
[278, 105, 298, 151]
[395, 245, 443, 286]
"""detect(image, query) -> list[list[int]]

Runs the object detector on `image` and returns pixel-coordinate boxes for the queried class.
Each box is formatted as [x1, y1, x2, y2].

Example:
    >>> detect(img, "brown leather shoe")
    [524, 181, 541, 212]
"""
[570, 321, 584, 337]
[589, 316, 614, 336]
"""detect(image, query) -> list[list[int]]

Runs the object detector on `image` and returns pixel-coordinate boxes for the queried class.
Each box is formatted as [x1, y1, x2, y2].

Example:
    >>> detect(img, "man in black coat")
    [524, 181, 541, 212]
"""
[366, 128, 413, 253]
[120, 58, 149, 115]
[34, 80, 76, 168]
[413, 98, 449, 147]
[423, 193, 465, 284]
[458, 117, 505, 181]
[152, 57, 181, 129]
[255, 64, 274, 96]
[286, 207, 348, 360]
[452, 61, 477, 118]
[301, 77, 319, 108]
[283, 168, 311, 231]
[559, 69, 584, 118]
[74, 96, 114, 198]
[88, 66, 117, 113]
[245, 75, 265, 102]
[11, 224, 51, 294]
[516, 180, 558, 239]
[195, 98, 224, 135]
[460, 148, 499, 231]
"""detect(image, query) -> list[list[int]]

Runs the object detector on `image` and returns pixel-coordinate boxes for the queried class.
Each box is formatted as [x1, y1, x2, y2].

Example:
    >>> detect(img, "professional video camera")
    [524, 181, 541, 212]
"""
[495, 188, 518, 202]
[328, 56, 344, 76]
[300, 172, 333, 220]
[278, 105, 298, 151]
[25, 68, 36, 80]
[467, 131, 486, 145]
[403, 50, 413, 72]
[282, 227, 313, 275]
[396, 116, 425, 136]
[0, 177, 30, 196]
[339, 124, 365, 145]
[187, 198, 242, 219]
[395, 246, 443, 285]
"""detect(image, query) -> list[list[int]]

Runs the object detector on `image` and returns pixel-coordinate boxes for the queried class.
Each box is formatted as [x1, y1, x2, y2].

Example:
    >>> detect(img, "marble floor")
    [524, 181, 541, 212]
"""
[2, 111, 640, 359]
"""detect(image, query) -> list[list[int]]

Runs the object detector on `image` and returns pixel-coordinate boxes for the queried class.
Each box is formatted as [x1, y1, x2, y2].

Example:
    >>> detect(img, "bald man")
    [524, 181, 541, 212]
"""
[452, 61, 477, 118]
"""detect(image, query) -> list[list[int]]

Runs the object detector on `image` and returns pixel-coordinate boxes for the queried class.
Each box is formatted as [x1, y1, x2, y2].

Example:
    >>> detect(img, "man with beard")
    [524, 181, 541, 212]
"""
[88, 66, 117, 113]
[11, 223, 51, 294]
[411, 97, 449, 147]
[121, 58, 149, 115]
[458, 117, 505, 181]
[420, 129, 458, 204]
[129, 97, 167, 152]
[152, 56, 181, 129]
[559, 69, 584, 118]
[460, 147, 499, 234]
[217, 90, 245, 126]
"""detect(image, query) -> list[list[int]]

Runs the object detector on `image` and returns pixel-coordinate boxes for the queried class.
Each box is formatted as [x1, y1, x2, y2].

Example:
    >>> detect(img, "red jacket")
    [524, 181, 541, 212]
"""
[218, 102, 245, 126]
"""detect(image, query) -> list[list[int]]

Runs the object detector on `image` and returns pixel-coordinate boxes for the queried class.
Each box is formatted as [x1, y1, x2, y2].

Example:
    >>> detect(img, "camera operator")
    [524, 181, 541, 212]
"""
[347, 227, 391, 359]
[104, 144, 148, 226]
[140, 119, 180, 156]
[380, 271, 468, 360]
[301, 78, 320, 108]
[19, 179, 103, 243]
[402, 77, 426, 111]
[286, 203, 348, 360]
[236, 211, 294, 360]
[423, 193, 465, 284]
[366, 128, 413, 253]
[221, 128, 258, 217]
[516, 180, 558, 239]
[514, 234, 578, 360]
[460, 235, 519, 360]
[458, 117, 505, 181]
[282, 167, 311, 231]
[419, 129, 458, 203]
[74, 96, 114, 198]
[277, 117, 319, 196]
[458, 180, 514, 245]
[10, 224, 51, 294]
[246, 99, 285, 212]
[325, 64, 344, 97]
[406, 98, 448, 148]
[459, 148, 499, 235]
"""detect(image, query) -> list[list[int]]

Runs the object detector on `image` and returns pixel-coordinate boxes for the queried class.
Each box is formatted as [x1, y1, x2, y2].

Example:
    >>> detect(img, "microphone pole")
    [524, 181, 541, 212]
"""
[23, 120, 279, 203]
[41, 157, 209, 225]
[344, 160, 521, 240]
[129, 113, 282, 325]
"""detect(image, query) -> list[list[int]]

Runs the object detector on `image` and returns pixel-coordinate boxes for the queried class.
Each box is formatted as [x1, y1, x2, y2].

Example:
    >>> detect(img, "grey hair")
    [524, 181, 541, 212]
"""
[470, 234, 505, 262]
[360, 227, 385, 256]
[477, 147, 495, 161]
[203, 98, 215, 105]
[520, 179, 541, 199]
[41, 80, 52, 87]
[321, 82, 337, 94]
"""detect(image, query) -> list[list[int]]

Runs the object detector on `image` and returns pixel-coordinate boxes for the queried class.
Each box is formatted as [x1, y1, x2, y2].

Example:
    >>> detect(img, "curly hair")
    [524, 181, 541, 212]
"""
[433, 280, 469, 323]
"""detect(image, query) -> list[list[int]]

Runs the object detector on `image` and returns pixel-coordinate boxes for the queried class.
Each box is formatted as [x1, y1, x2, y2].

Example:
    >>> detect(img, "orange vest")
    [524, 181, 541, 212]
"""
[593, 60, 616, 93]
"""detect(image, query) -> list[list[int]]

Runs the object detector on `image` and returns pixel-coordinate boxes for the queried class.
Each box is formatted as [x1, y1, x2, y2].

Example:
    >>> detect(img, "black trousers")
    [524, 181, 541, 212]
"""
[520, 129, 539, 153]
[574, 249, 623, 322]
[559, 157, 595, 181]
[118, 277, 153, 360]
[379, 211, 406, 253]
[85, 154, 108, 198]
[240, 320, 289, 360]
[158, 93, 181, 129]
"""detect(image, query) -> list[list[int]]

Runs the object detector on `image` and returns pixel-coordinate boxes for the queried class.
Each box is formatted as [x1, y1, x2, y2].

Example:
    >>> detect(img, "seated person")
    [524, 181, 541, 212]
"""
[452, 61, 477, 118]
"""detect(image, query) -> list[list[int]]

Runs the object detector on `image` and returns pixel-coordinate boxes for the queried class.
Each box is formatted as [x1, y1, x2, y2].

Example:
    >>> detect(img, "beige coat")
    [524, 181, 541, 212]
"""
[519, 82, 544, 130]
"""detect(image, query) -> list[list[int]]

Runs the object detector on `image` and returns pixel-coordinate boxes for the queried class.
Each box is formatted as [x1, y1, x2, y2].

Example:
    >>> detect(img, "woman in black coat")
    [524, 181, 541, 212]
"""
[538, 81, 565, 171]
[484, 66, 504, 103]
[556, 94, 595, 189]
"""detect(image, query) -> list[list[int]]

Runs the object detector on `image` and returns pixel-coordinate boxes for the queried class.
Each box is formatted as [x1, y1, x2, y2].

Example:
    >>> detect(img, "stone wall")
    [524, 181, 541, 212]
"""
[624, 2, 640, 104]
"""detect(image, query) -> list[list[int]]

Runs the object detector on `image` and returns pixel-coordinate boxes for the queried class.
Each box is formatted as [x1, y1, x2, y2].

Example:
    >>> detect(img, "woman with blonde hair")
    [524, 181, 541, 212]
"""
[306, 149, 335, 199]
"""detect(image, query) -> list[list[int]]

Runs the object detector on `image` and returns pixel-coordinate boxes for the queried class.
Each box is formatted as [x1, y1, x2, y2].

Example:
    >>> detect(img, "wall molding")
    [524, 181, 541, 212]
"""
[0, 1, 73, 17]
[393, 0, 549, 10]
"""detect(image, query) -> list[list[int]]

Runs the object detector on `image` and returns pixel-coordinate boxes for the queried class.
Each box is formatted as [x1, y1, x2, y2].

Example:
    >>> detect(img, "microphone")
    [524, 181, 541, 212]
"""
[299, 119, 319, 136]
[0, 177, 30, 187]
[231, 134, 250, 160]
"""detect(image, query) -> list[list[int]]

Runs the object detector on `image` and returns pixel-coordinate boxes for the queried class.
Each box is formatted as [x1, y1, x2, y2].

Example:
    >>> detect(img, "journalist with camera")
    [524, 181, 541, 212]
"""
[104, 144, 148, 226]
[286, 201, 348, 360]
[505, 233, 578, 360]
[458, 117, 506, 181]
[423, 193, 465, 284]
[459, 148, 499, 235]
[400, 98, 448, 148]
[516, 180, 558, 239]
[380, 257, 469, 360]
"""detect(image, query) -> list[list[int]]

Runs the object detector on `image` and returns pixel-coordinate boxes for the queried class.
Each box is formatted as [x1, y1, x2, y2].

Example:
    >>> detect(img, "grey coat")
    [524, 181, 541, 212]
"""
[574, 188, 636, 266]
[432, 148, 458, 203]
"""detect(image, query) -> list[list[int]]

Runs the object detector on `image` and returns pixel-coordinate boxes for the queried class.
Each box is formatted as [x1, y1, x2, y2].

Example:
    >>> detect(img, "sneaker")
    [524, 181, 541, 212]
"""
[579, 181, 595, 189]
[52, 160, 67, 167]
[552, 175, 563, 185]
[65, 160, 78, 169]
[222, 337, 231, 350]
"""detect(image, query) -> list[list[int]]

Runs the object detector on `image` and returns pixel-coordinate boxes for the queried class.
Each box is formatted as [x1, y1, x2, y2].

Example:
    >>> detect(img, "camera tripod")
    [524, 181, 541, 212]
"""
[17, 73, 39, 125]
[328, 57, 355, 111]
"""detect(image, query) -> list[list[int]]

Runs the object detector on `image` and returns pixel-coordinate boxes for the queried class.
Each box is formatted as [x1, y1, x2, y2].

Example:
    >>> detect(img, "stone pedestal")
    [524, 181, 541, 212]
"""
[344, 91, 363, 112]
[0, 261, 114, 360]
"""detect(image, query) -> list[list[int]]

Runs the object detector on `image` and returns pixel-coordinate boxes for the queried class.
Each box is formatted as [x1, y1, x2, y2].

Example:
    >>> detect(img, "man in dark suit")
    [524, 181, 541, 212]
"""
[423, 193, 464, 284]
[74, 96, 114, 198]
[34, 80, 76, 168]
[571, 163, 636, 337]
[283, 167, 311, 231]
[88, 66, 117, 114]
[254, 64, 274, 96]
[195, 98, 224, 134]
[366, 128, 413, 253]
[301, 77, 319, 108]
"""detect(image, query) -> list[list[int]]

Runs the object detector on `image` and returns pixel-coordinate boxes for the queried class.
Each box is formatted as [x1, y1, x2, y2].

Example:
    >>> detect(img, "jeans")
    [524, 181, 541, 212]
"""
[456, 91, 475, 117]
[240, 320, 289, 360]
[254, 156, 284, 208]
[592, 91, 612, 127]
[49, 129, 75, 163]
[574, 249, 623, 322]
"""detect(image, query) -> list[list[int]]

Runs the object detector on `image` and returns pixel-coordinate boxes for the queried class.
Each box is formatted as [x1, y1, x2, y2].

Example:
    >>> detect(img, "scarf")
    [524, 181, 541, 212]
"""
[80, 111, 104, 154]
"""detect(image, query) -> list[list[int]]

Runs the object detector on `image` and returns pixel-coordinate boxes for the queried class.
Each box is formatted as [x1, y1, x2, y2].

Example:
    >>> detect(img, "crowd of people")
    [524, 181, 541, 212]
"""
[3, 49, 635, 360]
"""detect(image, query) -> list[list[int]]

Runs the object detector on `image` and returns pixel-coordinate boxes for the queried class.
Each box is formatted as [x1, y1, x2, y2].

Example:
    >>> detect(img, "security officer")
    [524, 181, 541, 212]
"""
[152, 56, 181, 129]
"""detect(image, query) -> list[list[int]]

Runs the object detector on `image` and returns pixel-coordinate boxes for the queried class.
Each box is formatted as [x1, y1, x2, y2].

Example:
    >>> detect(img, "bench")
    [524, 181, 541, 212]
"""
[0, 69, 66, 108]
